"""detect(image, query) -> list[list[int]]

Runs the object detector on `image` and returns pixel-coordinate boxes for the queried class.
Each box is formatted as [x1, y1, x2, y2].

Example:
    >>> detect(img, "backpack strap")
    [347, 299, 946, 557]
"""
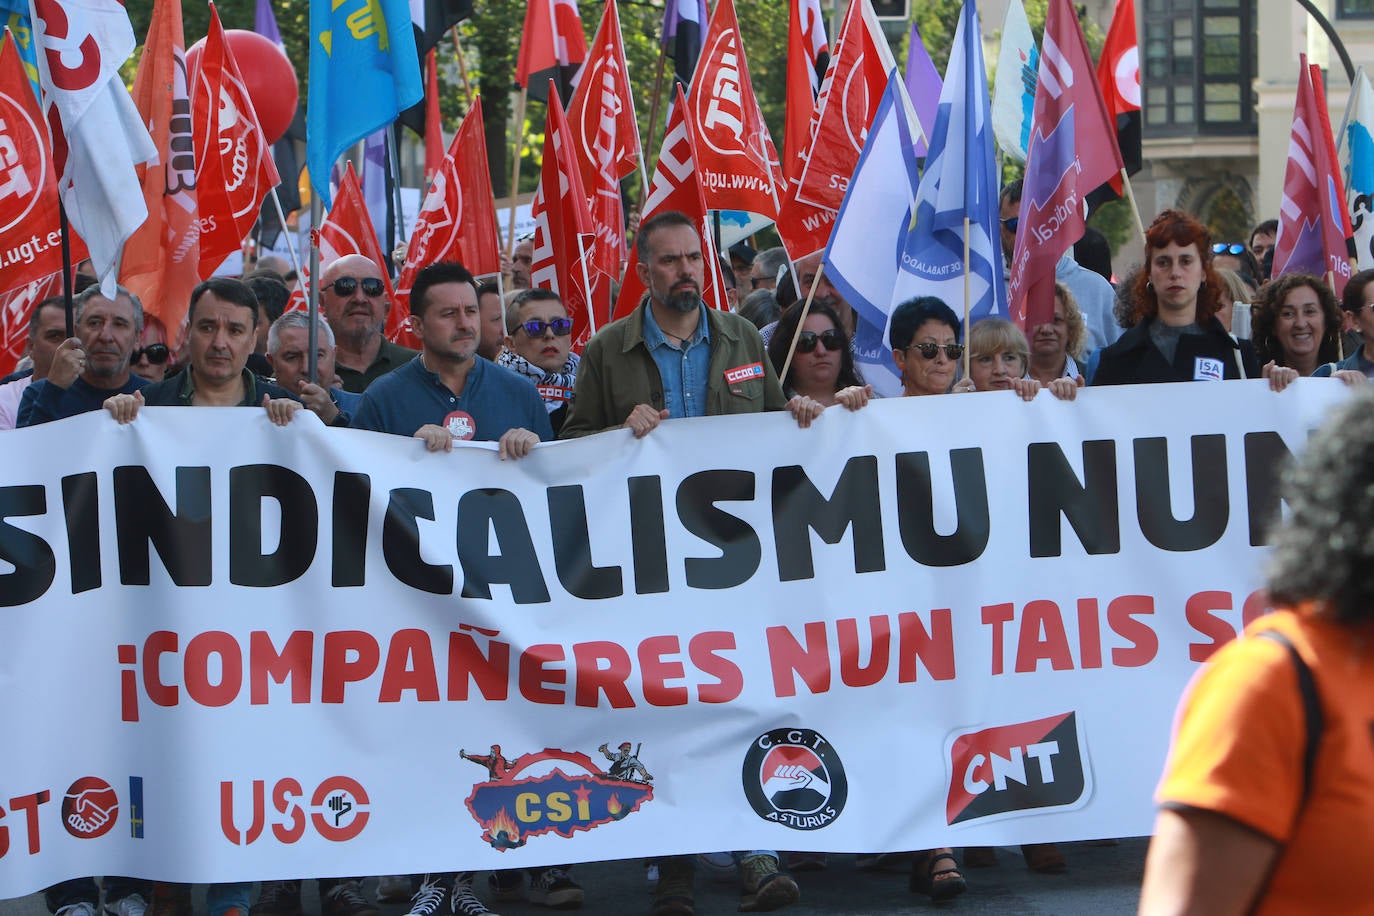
[1256, 629, 1324, 805]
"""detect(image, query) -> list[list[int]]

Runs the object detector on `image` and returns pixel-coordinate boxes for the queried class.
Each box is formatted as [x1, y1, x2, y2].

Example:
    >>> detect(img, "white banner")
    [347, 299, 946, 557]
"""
[0, 380, 1350, 895]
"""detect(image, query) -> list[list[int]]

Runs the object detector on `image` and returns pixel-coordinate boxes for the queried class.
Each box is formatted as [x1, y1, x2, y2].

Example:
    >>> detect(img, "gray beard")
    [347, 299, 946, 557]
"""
[662, 289, 699, 313]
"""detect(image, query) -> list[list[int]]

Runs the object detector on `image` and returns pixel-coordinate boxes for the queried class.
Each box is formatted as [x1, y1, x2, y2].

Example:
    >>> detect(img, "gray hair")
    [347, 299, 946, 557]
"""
[268, 310, 335, 354]
[754, 246, 788, 284]
[73, 284, 144, 337]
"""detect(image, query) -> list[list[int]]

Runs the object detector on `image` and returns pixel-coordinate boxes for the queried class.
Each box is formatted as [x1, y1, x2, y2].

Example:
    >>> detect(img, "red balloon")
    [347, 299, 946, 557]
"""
[186, 30, 299, 145]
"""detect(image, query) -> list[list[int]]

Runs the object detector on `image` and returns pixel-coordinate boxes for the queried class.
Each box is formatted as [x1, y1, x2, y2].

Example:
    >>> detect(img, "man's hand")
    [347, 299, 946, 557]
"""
[262, 394, 302, 426]
[414, 424, 454, 452]
[498, 427, 540, 460]
[623, 404, 669, 438]
[786, 394, 824, 428]
[296, 380, 341, 424]
[834, 384, 873, 411]
[103, 391, 144, 424]
[47, 338, 86, 389]
[1262, 360, 1299, 392]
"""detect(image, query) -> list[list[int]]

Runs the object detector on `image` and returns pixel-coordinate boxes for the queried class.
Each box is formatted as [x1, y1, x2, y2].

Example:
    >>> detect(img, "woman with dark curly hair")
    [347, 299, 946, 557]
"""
[1091, 210, 1289, 387]
[1140, 389, 1374, 914]
[767, 302, 871, 409]
[1249, 273, 1360, 385]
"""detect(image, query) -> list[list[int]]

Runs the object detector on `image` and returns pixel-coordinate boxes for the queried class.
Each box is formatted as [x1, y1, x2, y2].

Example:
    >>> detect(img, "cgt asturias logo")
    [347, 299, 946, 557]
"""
[742, 728, 846, 830]
[461, 741, 654, 850]
[944, 712, 1091, 826]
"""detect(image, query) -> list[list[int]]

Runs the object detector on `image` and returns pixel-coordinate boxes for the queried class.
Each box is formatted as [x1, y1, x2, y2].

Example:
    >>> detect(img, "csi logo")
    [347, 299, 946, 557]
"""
[944, 712, 1091, 826]
[221, 776, 369, 845]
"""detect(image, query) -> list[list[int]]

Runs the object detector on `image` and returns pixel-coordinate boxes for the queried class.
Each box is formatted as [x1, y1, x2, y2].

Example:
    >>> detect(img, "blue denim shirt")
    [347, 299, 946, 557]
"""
[642, 302, 711, 419]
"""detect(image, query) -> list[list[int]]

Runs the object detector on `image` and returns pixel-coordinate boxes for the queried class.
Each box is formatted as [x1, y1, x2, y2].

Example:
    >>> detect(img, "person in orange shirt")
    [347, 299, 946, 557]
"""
[1139, 390, 1374, 915]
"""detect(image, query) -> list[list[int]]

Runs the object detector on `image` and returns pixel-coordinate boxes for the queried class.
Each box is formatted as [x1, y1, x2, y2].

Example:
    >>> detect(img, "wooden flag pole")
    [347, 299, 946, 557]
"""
[267, 187, 306, 284]
[780, 262, 825, 382]
[640, 51, 669, 216]
[307, 193, 323, 385]
[506, 86, 529, 257]
[451, 31, 475, 108]
[1120, 168, 1146, 242]
[963, 215, 972, 379]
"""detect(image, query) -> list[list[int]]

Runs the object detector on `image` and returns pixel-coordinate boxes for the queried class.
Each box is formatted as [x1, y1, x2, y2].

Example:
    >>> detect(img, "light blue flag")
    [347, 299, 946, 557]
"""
[904, 23, 940, 158]
[823, 71, 922, 398]
[991, 0, 1037, 163]
[1344, 68, 1374, 269]
[891, 0, 1006, 332]
[0, 0, 40, 97]
[308, 0, 422, 208]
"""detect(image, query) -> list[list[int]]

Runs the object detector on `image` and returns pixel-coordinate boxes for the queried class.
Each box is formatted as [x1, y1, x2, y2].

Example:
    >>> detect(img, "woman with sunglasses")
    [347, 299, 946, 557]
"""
[766, 303, 871, 409]
[1252, 273, 1364, 385]
[131, 316, 172, 382]
[496, 289, 580, 435]
[890, 297, 964, 397]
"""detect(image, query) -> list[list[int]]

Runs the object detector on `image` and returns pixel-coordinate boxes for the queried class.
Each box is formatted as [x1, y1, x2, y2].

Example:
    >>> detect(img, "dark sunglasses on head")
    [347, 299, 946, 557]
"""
[131, 343, 169, 365]
[905, 342, 965, 361]
[1001, 217, 1019, 232]
[327, 276, 386, 297]
[1212, 243, 1245, 255]
[795, 329, 845, 353]
[520, 317, 573, 337]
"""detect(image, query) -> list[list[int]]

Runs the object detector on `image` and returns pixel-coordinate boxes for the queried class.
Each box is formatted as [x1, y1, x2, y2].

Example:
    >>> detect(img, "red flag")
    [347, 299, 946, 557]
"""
[1091, 0, 1141, 200]
[611, 85, 730, 323]
[393, 97, 502, 343]
[423, 49, 443, 185]
[565, 0, 641, 308]
[530, 84, 599, 353]
[1008, 0, 1122, 330]
[515, 0, 587, 103]
[688, 0, 781, 218]
[193, 4, 280, 278]
[792, 0, 897, 214]
[120, 0, 201, 335]
[0, 31, 67, 294]
[1273, 57, 1354, 293]
[782, 0, 823, 186]
[0, 272, 65, 378]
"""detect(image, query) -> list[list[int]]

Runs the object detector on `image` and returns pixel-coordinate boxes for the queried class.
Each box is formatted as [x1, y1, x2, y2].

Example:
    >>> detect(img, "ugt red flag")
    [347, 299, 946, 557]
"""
[393, 97, 501, 342]
[1089, 0, 1141, 205]
[30, 0, 156, 297]
[782, 0, 829, 185]
[566, 0, 642, 292]
[792, 0, 896, 214]
[0, 29, 66, 293]
[688, 0, 781, 218]
[121, 0, 201, 336]
[530, 83, 599, 352]
[1273, 56, 1354, 293]
[1009, 0, 1122, 331]
[612, 84, 729, 323]
[193, 3, 280, 278]
[515, 0, 586, 104]
[0, 272, 65, 379]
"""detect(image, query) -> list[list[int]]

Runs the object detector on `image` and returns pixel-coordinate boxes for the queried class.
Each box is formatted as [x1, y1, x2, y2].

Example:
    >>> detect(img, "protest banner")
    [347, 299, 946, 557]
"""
[0, 380, 1349, 894]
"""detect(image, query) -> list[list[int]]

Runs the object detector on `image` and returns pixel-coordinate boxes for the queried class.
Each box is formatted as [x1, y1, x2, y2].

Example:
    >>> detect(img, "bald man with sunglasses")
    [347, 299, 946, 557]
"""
[320, 254, 417, 393]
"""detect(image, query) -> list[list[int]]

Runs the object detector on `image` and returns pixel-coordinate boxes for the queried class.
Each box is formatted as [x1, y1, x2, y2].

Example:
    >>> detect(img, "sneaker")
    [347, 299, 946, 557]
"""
[378, 877, 413, 904]
[487, 871, 524, 903]
[449, 879, 497, 916]
[56, 903, 99, 916]
[106, 894, 148, 916]
[405, 877, 449, 916]
[250, 882, 302, 916]
[146, 885, 192, 916]
[322, 882, 379, 916]
[651, 857, 695, 916]
[737, 854, 799, 913]
[528, 868, 582, 909]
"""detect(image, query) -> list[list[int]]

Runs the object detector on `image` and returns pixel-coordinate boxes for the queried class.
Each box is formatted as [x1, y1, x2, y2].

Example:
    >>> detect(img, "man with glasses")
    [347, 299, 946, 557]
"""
[18, 286, 150, 426]
[496, 288, 579, 435]
[351, 261, 551, 457]
[320, 254, 417, 393]
[999, 179, 1119, 353]
[749, 247, 788, 292]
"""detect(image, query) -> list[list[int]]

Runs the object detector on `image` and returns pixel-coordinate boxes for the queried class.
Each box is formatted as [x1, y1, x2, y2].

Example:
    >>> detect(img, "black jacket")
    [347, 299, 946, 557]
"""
[1091, 316, 1259, 386]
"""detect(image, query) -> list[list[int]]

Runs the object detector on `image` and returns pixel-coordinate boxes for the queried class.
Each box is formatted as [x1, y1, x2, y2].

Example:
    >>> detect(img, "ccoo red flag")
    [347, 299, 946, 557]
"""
[193, 3, 280, 278]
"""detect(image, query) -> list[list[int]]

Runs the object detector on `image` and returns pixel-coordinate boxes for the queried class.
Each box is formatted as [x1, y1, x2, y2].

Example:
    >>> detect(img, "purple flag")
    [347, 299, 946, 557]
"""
[905, 22, 941, 157]
[254, 0, 283, 46]
[661, 0, 708, 85]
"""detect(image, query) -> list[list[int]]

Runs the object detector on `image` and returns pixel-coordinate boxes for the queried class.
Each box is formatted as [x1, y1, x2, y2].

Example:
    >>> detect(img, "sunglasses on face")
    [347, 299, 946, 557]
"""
[1212, 243, 1245, 255]
[795, 329, 845, 353]
[131, 343, 169, 365]
[327, 276, 386, 297]
[905, 342, 965, 361]
[520, 317, 573, 337]
[1001, 217, 1019, 232]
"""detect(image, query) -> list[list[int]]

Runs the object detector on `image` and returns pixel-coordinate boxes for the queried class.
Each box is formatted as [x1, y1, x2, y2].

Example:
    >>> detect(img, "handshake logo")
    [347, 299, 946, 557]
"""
[61, 777, 120, 840]
[741, 728, 847, 831]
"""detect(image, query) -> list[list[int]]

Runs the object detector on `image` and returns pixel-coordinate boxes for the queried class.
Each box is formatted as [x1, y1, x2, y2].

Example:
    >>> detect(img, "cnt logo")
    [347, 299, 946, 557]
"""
[944, 712, 1091, 826]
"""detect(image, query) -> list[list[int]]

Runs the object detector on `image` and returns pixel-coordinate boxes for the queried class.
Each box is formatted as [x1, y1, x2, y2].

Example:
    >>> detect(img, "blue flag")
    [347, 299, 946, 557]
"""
[307, 0, 422, 208]
[0, 0, 39, 97]
[891, 0, 1006, 329]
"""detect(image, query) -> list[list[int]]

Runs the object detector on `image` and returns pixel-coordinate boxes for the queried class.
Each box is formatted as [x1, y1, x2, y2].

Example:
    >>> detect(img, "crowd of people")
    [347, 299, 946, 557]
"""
[3, 195, 1369, 916]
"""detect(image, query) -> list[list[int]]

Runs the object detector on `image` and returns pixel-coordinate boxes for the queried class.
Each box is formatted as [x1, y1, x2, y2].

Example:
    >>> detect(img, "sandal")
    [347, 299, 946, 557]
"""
[909, 848, 968, 901]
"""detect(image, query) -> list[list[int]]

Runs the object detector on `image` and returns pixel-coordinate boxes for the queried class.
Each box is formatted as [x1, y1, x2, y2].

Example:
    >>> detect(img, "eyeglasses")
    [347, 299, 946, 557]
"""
[903, 342, 965, 360]
[519, 317, 573, 337]
[326, 276, 386, 297]
[795, 329, 845, 353]
[1000, 217, 1019, 232]
[131, 343, 169, 365]
[1212, 243, 1245, 255]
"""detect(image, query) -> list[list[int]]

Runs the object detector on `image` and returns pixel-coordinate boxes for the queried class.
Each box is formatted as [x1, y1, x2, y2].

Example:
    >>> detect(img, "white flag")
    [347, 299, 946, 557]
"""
[991, 0, 1037, 163]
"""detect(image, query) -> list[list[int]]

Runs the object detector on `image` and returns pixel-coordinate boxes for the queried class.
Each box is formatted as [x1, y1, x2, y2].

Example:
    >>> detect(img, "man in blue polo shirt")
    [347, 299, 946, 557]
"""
[351, 260, 551, 458]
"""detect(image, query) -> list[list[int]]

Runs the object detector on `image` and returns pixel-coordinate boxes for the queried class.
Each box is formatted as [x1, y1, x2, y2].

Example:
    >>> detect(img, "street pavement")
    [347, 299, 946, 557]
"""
[0, 840, 1147, 916]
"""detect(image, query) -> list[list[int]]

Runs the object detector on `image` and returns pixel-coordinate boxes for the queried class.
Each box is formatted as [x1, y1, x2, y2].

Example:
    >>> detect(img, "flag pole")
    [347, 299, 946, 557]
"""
[307, 193, 323, 385]
[387, 126, 408, 243]
[1336, 65, 1363, 156]
[506, 87, 529, 257]
[642, 51, 669, 203]
[962, 216, 971, 379]
[58, 203, 74, 337]
[576, 233, 599, 335]
[780, 262, 825, 382]
[268, 187, 306, 286]
[1120, 168, 1146, 241]
[451, 30, 475, 108]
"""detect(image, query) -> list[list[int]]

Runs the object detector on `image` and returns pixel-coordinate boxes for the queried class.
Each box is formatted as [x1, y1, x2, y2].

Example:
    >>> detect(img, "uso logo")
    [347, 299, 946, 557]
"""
[741, 728, 846, 830]
[944, 712, 1091, 826]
